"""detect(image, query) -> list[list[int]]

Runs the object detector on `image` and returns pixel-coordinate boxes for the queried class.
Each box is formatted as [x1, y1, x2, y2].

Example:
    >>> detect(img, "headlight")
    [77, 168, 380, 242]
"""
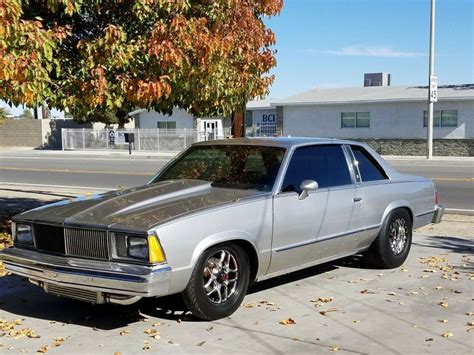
[127, 236, 148, 259]
[14, 223, 34, 246]
[112, 233, 166, 264]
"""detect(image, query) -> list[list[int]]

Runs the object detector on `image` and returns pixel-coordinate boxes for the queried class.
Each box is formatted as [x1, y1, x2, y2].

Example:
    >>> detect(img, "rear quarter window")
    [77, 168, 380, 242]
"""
[351, 145, 388, 182]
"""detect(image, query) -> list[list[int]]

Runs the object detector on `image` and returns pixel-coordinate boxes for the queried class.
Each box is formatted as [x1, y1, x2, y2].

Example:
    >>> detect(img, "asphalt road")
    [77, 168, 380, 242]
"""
[0, 150, 472, 210]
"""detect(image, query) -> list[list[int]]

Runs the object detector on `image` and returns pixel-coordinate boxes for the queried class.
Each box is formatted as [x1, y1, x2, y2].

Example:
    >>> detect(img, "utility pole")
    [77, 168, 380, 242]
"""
[427, 0, 437, 159]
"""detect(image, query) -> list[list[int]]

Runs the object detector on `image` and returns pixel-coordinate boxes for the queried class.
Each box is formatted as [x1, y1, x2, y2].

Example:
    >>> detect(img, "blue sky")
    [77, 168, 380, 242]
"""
[265, 0, 473, 98]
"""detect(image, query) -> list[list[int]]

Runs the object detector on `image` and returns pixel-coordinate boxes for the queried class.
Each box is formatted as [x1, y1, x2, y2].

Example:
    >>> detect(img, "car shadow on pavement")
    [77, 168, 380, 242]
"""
[413, 235, 474, 255]
[0, 262, 341, 328]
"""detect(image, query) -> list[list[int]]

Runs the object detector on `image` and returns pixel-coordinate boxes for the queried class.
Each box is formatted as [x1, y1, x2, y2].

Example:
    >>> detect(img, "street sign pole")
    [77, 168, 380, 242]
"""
[427, 0, 436, 159]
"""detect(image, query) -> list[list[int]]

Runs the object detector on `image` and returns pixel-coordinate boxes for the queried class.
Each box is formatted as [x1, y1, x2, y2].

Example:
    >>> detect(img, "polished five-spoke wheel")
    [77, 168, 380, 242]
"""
[182, 244, 250, 320]
[203, 250, 239, 304]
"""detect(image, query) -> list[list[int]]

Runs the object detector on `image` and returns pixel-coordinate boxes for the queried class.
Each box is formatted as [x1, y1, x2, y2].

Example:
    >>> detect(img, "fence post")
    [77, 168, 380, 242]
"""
[61, 128, 65, 151]
[137, 129, 141, 151]
[82, 128, 85, 150]
[184, 128, 187, 148]
[105, 129, 109, 150]
[156, 128, 160, 151]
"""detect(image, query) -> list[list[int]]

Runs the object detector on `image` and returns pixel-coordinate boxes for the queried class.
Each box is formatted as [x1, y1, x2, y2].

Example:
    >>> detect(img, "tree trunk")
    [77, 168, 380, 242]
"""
[232, 111, 245, 138]
[116, 109, 129, 128]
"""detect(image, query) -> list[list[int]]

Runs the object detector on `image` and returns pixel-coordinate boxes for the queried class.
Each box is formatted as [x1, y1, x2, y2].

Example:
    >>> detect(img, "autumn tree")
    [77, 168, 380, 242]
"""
[20, 108, 33, 119]
[0, 0, 282, 129]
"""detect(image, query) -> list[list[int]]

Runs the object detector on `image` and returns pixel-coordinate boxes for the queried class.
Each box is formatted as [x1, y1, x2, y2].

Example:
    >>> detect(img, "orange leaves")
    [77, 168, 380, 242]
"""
[1, 0, 281, 119]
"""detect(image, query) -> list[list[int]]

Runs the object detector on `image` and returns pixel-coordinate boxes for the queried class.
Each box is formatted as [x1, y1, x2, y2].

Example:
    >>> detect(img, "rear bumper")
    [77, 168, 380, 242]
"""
[0, 247, 171, 301]
[432, 204, 444, 224]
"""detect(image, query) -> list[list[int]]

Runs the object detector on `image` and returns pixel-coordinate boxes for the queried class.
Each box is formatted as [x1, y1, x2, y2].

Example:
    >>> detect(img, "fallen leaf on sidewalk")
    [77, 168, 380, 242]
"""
[143, 329, 159, 337]
[243, 303, 255, 308]
[438, 302, 448, 308]
[279, 318, 296, 325]
[119, 330, 130, 336]
[37, 345, 50, 353]
[330, 346, 340, 351]
[319, 308, 338, 316]
[53, 337, 64, 347]
[437, 319, 448, 323]
[467, 321, 474, 326]
[360, 289, 376, 294]
[441, 331, 453, 338]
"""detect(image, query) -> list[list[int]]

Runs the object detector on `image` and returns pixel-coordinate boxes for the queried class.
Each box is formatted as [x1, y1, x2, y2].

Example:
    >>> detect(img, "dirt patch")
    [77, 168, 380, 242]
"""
[415, 214, 474, 238]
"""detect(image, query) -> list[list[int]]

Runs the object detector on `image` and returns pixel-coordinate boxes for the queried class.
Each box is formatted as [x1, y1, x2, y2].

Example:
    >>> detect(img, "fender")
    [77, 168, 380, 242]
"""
[381, 200, 413, 226]
[166, 231, 265, 295]
[189, 230, 264, 273]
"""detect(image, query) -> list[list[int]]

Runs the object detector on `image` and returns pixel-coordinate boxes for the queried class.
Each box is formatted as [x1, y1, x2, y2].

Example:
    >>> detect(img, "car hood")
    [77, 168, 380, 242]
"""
[15, 180, 267, 231]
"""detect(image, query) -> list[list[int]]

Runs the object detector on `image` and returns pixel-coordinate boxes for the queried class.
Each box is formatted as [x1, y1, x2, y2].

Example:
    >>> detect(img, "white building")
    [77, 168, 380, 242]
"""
[247, 84, 474, 140]
[133, 107, 231, 140]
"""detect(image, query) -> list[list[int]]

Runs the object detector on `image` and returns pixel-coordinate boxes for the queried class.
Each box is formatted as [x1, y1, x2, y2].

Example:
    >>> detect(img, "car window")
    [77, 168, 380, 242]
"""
[351, 146, 388, 182]
[281, 145, 352, 192]
[152, 145, 286, 192]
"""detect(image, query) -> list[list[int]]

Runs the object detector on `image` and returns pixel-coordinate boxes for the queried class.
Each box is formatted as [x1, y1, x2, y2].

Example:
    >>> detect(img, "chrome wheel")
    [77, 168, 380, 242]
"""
[203, 250, 239, 304]
[389, 217, 408, 256]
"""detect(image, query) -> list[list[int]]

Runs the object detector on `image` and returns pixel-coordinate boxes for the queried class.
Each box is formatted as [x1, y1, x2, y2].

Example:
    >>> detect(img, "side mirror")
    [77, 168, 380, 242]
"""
[298, 179, 319, 200]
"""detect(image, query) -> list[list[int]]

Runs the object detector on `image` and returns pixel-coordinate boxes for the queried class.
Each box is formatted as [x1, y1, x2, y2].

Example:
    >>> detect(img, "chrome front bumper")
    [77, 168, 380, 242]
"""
[432, 204, 444, 224]
[0, 247, 171, 303]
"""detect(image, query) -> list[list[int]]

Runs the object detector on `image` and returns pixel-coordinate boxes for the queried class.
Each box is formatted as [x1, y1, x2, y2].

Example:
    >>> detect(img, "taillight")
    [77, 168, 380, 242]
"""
[435, 190, 439, 205]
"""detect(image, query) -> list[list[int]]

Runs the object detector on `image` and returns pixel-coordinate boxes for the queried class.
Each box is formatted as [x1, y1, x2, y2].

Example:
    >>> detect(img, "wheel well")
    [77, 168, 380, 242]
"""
[399, 207, 413, 225]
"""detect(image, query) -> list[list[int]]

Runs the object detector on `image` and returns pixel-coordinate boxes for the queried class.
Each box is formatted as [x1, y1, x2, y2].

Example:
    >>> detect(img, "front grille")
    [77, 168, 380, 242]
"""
[64, 228, 109, 260]
[33, 224, 65, 254]
[44, 283, 102, 303]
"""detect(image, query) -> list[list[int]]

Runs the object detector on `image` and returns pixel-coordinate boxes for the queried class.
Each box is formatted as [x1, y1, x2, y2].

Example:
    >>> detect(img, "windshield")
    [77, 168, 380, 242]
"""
[152, 144, 286, 191]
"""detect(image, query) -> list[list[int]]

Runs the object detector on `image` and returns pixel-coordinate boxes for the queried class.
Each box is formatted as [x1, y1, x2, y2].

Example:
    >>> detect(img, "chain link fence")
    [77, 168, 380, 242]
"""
[61, 128, 231, 152]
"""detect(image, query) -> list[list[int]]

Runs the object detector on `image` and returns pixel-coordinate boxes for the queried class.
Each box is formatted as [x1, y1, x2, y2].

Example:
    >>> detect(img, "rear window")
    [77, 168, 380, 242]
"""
[351, 146, 388, 182]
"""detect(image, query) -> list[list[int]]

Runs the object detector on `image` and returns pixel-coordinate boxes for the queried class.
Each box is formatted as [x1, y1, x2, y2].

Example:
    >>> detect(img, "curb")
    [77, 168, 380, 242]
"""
[444, 208, 474, 216]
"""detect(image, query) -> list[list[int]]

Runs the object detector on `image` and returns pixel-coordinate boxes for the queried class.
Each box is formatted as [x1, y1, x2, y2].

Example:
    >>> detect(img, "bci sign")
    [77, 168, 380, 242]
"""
[262, 114, 276, 123]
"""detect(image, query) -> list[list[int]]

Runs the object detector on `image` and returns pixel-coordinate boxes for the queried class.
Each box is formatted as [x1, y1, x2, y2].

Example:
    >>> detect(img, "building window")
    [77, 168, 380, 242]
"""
[157, 121, 177, 130]
[341, 112, 370, 128]
[423, 110, 457, 127]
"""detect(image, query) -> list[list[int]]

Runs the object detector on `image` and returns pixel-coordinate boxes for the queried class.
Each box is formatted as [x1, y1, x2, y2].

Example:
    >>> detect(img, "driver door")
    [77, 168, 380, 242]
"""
[267, 145, 330, 274]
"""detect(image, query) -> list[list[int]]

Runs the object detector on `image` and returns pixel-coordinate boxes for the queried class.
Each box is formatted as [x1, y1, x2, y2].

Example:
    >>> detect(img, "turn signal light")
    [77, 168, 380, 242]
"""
[148, 235, 166, 264]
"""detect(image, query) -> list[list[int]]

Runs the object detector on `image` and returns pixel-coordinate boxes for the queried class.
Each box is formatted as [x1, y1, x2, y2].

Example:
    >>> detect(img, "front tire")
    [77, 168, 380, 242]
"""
[363, 209, 412, 269]
[182, 244, 249, 320]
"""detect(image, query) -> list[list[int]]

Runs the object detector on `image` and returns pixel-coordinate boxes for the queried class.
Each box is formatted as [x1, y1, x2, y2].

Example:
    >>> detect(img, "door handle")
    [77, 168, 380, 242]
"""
[353, 197, 363, 202]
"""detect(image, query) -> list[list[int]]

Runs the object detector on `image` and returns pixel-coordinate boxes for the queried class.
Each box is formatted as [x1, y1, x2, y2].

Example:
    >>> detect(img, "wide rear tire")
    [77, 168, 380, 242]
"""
[182, 244, 249, 320]
[363, 209, 412, 269]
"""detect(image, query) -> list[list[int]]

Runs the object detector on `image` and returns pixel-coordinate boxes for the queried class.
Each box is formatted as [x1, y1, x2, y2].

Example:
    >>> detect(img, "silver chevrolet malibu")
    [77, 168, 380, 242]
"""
[0, 138, 444, 320]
